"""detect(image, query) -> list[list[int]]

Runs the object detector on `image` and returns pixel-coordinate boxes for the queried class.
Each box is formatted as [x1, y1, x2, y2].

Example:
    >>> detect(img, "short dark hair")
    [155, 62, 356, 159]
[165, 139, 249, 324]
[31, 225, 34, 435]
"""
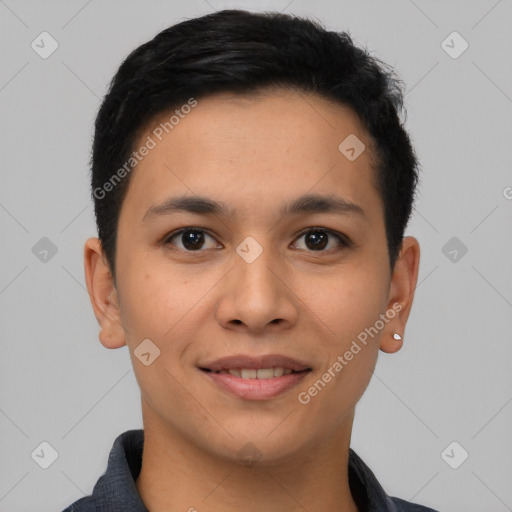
[91, 9, 419, 283]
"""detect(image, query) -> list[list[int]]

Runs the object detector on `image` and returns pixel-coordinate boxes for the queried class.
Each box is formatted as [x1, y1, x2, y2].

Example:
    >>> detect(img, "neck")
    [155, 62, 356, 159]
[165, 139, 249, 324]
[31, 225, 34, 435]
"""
[135, 403, 359, 512]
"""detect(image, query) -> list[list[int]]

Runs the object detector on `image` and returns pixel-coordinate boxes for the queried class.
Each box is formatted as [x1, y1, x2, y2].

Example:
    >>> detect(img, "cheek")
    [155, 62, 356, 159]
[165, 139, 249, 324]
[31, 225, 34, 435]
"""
[313, 270, 387, 410]
[297, 301, 381, 431]
[307, 271, 388, 345]
[118, 268, 195, 404]
[116, 259, 188, 349]
[117, 258, 221, 377]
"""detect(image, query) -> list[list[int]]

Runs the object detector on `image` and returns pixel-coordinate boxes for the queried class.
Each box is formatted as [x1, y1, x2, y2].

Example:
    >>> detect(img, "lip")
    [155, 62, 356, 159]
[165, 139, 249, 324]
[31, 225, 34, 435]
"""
[199, 354, 311, 372]
[199, 354, 312, 401]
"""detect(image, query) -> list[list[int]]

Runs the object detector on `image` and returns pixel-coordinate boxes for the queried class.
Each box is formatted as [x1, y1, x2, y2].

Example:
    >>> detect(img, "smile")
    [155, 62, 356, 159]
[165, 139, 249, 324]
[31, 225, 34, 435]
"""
[206, 367, 298, 379]
[199, 354, 312, 400]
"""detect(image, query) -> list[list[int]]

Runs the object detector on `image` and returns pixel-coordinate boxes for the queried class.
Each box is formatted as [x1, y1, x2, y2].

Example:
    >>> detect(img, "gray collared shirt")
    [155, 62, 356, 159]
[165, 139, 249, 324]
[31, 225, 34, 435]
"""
[61, 429, 439, 511]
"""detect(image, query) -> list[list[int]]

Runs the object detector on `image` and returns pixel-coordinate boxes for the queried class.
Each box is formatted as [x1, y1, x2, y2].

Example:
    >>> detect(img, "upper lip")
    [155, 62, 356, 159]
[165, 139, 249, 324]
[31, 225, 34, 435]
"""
[200, 354, 312, 372]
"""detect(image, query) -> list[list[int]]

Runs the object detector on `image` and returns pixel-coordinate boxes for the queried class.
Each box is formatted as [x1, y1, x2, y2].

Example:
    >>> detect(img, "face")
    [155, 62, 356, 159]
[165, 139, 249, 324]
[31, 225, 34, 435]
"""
[85, 88, 419, 465]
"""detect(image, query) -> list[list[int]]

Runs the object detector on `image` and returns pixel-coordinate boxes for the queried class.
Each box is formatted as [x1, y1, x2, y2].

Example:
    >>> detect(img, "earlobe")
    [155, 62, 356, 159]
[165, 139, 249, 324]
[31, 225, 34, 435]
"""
[380, 236, 420, 354]
[83, 237, 126, 349]
[380, 329, 404, 354]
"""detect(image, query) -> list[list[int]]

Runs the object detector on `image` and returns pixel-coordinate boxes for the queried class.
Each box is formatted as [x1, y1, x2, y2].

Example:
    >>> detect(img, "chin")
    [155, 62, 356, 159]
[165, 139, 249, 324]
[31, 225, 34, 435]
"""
[198, 427, 315, 468]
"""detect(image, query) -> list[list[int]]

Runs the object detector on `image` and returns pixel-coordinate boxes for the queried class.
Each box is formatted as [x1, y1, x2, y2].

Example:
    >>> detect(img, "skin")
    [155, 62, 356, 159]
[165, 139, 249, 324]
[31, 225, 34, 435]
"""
[84, 88, 420, 512]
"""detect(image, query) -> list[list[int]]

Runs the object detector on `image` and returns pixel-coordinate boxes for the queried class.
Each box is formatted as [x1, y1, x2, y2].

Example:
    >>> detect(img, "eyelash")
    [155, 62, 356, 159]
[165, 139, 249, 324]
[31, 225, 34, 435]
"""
[162, 226, 351, 253]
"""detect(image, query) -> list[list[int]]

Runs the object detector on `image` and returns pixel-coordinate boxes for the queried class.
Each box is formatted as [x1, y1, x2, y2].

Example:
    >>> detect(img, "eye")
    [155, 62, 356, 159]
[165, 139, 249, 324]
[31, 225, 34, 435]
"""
[293, 228, 349, 252]
[163, 228, 220, 251]
[163, 227, 350, 253]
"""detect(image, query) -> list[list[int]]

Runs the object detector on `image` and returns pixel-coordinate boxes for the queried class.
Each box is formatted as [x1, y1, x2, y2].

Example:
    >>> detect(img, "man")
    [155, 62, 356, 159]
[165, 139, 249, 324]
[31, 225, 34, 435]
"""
[64, 9, 439, 511]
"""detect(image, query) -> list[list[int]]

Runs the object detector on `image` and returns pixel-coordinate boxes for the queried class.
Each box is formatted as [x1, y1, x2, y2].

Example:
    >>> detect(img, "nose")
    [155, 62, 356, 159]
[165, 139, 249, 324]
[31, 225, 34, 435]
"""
[215, 243, 299, 334]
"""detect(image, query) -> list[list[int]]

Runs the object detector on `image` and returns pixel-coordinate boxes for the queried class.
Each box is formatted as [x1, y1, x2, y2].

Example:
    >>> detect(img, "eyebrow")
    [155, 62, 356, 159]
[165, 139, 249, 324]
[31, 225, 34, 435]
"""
[142, 193, 367, 223]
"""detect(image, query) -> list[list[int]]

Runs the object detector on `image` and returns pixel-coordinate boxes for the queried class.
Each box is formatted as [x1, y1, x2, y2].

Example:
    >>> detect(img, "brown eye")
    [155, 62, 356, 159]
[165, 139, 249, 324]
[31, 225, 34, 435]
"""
[164, 228, 219, 251]
[294, 229, 348, 252]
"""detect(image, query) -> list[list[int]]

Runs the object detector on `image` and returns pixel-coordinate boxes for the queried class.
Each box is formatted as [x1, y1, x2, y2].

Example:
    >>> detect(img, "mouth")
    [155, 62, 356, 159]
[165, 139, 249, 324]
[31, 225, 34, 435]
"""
[201, 367, 310, 379]
[199, 354, 312, 400]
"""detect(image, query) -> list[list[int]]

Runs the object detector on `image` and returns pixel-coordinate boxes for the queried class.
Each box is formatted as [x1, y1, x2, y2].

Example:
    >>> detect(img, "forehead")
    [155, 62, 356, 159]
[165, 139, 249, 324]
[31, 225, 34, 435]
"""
[121, 89, 381, 223]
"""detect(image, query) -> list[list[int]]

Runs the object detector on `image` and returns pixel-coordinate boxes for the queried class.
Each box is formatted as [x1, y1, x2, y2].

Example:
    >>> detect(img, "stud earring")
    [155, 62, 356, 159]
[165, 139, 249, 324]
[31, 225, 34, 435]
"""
[393, 333, 402, 341]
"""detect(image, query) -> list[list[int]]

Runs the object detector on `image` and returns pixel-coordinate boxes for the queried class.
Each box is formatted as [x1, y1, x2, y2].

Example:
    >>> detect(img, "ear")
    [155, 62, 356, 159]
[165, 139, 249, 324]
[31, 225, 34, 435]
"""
[380, 236, 420, 354]
[83, 237, 126, 349]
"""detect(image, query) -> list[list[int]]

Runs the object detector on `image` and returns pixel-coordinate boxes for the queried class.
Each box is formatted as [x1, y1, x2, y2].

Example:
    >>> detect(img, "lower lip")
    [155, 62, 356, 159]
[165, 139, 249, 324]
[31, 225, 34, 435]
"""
[202, 370, 310, 400]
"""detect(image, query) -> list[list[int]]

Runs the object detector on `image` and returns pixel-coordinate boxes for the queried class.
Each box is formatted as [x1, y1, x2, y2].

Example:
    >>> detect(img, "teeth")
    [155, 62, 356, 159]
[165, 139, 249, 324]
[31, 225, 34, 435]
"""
[240, 369, 257, 379]
[220, 367, 295, 379]
[256, 368, 274, 379]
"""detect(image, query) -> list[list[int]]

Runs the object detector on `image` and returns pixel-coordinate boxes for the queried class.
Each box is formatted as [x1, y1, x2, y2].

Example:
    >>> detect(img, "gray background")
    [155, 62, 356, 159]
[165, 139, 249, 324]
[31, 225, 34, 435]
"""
[1, 0, 511, 510]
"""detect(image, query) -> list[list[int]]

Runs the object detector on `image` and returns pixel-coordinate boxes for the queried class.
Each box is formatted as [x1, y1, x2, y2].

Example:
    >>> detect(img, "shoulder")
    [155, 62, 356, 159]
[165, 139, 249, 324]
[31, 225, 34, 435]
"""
[60, 497, 95, 512]
[59, 429, 146, 512]
[348, 448, 440, 512]
[389, 496, 440, 511]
